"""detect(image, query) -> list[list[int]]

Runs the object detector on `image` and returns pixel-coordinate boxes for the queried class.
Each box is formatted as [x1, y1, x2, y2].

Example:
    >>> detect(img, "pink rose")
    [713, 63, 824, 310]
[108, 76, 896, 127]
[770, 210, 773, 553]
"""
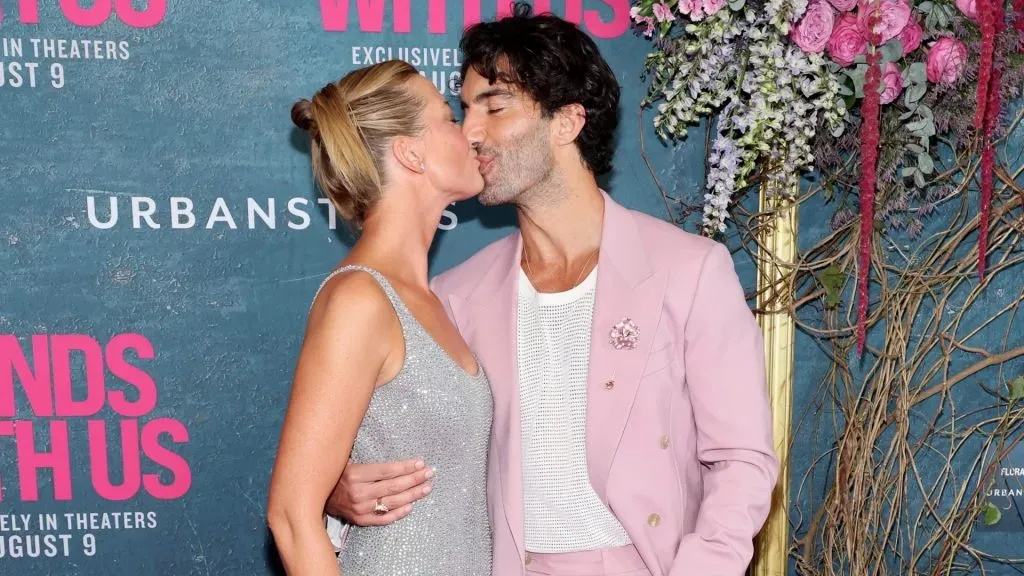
[828, 13, 868, 66]
[926, 37, 968, 83]
[879, 62, 904, 104]
[828, 0, 857, 11]
[791, 0, 836, 53]
[955, 0, 978, 20]
[703, 0, 727, 17]
[857, 0, 912, 44]
[896, 16, 922, 54]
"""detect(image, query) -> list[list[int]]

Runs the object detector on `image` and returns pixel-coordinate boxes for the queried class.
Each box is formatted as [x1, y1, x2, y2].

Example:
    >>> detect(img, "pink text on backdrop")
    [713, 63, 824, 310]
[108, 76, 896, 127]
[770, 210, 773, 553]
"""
[0, 334, 191, 502]
[320, 0, 631, 39]
[0, 0, 166, 28]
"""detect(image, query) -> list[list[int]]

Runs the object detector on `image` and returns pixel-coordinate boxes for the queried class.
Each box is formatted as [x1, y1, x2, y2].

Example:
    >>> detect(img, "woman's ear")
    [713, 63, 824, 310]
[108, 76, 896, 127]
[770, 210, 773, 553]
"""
[391, 135, 427, 174]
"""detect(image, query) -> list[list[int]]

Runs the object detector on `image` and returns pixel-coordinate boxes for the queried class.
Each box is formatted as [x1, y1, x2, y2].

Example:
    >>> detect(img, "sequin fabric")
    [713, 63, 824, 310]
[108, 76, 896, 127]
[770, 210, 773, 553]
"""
[312, 265, 494, 576]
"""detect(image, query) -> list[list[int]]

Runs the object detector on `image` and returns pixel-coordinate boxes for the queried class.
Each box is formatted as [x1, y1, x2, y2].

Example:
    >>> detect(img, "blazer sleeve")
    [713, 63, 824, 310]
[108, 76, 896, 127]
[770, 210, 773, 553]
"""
[669, 242, 779, 576]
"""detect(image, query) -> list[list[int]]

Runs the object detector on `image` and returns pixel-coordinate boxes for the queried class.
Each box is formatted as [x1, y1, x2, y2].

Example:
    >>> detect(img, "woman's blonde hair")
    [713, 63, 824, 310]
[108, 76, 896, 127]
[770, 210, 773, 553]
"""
[291, 60, 426, 227]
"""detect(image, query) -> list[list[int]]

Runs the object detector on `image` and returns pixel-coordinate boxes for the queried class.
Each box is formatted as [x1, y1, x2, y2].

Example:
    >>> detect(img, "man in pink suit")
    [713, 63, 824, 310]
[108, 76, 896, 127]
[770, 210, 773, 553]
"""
[324, 4, 778, 574]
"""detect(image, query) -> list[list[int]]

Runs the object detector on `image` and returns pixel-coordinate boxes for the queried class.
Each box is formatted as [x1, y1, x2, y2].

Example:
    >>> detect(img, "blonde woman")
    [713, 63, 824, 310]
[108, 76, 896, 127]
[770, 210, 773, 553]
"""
[266, 60, 492, 575]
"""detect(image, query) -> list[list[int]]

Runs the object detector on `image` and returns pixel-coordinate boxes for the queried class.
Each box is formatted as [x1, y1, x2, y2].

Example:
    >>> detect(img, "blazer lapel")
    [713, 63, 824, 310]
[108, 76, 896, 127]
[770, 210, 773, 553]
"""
[446, 233, 526, 558]
[585, 192, 669, 501]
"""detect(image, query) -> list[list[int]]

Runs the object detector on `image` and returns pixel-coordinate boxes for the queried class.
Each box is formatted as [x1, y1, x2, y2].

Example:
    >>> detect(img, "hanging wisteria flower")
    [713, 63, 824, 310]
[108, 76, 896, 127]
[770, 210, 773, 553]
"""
[704, 135, 741, 233]
[634, 0, 844, 236]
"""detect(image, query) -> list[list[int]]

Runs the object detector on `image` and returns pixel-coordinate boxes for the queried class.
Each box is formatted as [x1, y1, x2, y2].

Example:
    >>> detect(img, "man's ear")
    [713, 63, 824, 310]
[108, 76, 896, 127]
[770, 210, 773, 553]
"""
[552, 103, 586, 146]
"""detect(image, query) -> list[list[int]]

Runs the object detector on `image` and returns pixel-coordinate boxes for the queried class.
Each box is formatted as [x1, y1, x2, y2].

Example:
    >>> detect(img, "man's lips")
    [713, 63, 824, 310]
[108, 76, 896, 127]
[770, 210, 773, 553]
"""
[476, 155, 494, 174]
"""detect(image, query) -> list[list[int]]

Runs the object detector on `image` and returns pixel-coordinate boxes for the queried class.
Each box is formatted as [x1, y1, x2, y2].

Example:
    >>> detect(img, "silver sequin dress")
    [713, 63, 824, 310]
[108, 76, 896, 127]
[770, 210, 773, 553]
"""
[313, 265, 494, 576]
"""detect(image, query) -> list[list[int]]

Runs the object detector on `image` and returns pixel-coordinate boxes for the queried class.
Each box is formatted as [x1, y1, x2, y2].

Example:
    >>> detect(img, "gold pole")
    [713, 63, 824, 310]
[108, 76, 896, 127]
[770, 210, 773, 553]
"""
[749, 178, 798, 576]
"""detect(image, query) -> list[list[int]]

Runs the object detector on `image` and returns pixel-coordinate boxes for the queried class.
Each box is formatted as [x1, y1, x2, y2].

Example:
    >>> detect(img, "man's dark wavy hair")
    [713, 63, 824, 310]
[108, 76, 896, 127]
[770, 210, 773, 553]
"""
[459, 1, 620, 175]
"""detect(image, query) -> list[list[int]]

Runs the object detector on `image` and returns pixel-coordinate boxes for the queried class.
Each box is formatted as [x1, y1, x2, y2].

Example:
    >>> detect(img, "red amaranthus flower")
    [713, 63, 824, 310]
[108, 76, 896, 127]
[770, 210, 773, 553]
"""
[857, 1, 885, 356]
[975, 0, 996, 129]
[976, 0, 1005, 280]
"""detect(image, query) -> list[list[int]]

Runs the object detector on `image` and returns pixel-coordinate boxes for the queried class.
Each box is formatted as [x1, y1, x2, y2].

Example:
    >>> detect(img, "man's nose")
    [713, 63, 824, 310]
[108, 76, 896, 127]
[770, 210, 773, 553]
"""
[462, 118, 485, 148]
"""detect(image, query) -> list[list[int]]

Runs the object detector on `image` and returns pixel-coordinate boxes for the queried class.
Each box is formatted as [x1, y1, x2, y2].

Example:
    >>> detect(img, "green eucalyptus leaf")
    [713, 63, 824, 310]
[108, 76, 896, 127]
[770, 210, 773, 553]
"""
[821, 265, 846, 308]
[914, 169, 926, 188]
[906, 118, 929, 132]
[909, 62, 927, 84]
[917, 152, 935, 175]
[1008, 376, 1024, 401]
[902, 166, 918, 178]
[848, 65, 868, 98]
[879, 39, 904, 65]
[982, 502, 1002, 526]
[905, 82, 927, 105]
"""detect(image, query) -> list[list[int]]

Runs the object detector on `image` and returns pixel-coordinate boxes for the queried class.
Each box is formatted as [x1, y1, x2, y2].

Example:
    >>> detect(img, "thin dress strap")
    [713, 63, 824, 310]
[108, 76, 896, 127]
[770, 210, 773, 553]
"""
[310, 265, 401, 311]
[308, 265, 414, 354]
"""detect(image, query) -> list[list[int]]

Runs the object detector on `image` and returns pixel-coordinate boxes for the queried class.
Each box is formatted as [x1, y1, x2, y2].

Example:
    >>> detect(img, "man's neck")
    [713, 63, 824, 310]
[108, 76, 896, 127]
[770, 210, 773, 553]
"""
[516, 178, 604, 292]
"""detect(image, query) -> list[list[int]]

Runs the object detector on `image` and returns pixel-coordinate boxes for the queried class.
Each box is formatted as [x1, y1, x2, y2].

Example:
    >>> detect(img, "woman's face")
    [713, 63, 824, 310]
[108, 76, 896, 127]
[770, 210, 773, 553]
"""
[407, 74, 484, 201]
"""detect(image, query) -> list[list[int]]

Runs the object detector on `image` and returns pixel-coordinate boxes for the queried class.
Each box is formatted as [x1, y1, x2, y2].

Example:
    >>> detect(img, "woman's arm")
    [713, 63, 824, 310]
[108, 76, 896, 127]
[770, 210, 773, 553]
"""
[267, 271, 399, 575]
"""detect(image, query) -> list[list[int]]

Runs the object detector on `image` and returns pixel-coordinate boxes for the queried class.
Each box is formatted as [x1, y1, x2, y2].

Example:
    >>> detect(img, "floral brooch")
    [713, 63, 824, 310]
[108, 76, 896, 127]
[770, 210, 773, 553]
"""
[609, 317, 640, 350]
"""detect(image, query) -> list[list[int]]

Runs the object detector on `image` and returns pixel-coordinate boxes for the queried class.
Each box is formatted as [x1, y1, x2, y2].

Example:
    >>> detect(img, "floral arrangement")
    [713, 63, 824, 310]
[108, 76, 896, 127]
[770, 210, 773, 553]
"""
[631, 0, 1024, 353]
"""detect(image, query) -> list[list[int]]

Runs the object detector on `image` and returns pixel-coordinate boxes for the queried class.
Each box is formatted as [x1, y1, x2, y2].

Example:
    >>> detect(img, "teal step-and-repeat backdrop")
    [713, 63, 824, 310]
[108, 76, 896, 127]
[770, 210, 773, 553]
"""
[0, 2, 720, 573]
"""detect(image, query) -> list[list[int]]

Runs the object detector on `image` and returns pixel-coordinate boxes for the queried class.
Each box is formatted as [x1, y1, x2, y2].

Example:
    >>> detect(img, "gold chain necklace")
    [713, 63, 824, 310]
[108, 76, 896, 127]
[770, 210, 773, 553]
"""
[523, 244, 599, 287]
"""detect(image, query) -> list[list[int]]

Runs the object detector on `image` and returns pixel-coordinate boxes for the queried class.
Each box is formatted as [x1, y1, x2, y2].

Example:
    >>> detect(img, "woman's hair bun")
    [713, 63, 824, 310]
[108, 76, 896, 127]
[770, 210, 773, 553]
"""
[291, 98, 317, 133]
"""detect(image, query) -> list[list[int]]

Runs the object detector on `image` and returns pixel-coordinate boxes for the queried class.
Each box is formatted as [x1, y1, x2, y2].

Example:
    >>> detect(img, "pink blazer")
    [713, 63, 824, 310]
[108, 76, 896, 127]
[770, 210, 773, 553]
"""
[430, 191, 779, 576]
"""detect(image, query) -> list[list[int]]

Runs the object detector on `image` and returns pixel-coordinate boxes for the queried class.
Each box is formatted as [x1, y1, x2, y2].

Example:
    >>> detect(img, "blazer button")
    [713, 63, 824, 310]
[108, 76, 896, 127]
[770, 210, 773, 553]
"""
[660, 434, 670, 449]
[604, 380, 615, 390]
[525, 552, 532, 565]
[648, 513, 661, 527]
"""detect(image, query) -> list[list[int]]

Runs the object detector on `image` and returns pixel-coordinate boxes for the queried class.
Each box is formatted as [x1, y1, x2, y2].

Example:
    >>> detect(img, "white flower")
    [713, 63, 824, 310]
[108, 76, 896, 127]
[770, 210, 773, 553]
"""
[639, 0, 844, 235]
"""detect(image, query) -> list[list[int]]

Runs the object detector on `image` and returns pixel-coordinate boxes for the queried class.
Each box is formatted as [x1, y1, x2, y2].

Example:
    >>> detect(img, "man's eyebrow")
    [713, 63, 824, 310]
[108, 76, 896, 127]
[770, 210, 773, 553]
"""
[461, 88, 514, 108]
[474, 88, 513, 101]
